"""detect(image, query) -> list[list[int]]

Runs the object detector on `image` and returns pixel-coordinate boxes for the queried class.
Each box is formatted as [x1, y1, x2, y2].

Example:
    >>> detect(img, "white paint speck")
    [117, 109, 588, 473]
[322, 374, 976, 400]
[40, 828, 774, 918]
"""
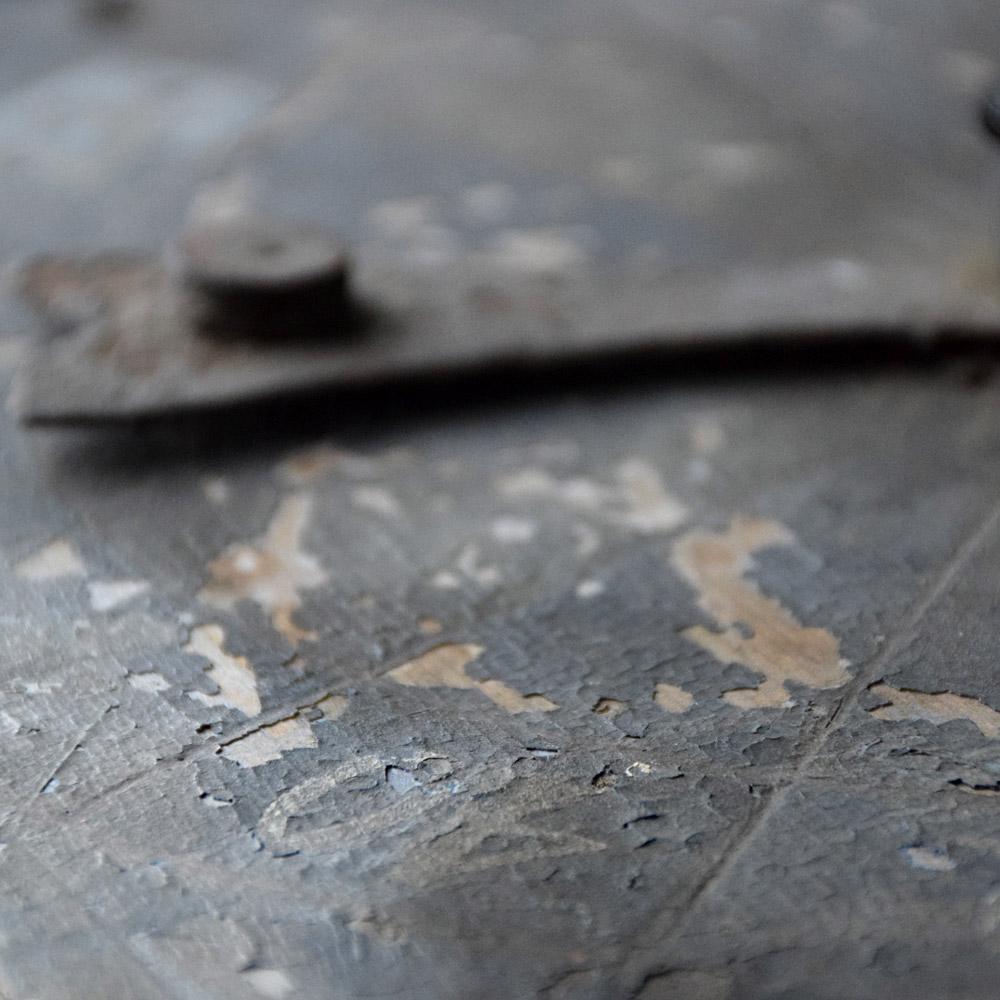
[487, 227, 592, 272]
[455, 544, 501, 587]
[242, 968, 294, 999]
[15, 540, 86, 581]
[129, 672, 169, 693]
[625, 762, 652, 777]
[351, 485, 401, 518]
[88, 579, 150, 612]
[432, 570, 462, 590]
[491, 517, 536, 543]
[904, 846, 956, 872]
[202, 477, 230, 505]
[460, 182, 516, 224]
[575, 579, 605, 599]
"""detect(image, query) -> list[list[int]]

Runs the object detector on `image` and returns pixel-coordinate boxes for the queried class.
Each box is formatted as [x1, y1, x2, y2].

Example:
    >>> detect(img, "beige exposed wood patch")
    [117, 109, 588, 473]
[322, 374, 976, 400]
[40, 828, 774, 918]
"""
[185, 624, 261, 717]
[672, 518, 849, 708]
[15, 539, 86, 581]
[199, 493, 327, 646]
[654, 683, 694, 713]
[222, 716, 317, 767]
[869, 684, 1000, 739]
[389, 643, 557, 714]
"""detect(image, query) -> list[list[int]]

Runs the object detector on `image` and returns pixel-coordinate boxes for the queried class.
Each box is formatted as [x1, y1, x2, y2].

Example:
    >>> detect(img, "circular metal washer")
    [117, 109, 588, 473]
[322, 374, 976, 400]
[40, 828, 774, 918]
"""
[178, 218, 349, 293]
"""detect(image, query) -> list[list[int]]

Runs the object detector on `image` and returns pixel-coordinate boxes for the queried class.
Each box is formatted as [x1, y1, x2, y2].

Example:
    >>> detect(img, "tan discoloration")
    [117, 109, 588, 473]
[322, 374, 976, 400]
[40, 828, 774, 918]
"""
[389, 643, 557, 714]
[200, 494, 326, 646]
[185, 624, 261, 717]
[418, 617, 443, 635]
[869, 684, 1000, 739]
[15, 539, 86, 581]
[316, 693, 348, 720]
[654, 683, 694, 714]
[672, 518, 849, 708]
[278, 444, 341, 485]
[222, 716, 316, 767]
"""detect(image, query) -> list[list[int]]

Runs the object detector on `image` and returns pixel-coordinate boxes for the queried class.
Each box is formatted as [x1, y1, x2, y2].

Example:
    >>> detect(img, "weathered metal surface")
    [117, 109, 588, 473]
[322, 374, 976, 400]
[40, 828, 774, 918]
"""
[3, 3, 1000, 1000]
[11, 0, 1000, 421]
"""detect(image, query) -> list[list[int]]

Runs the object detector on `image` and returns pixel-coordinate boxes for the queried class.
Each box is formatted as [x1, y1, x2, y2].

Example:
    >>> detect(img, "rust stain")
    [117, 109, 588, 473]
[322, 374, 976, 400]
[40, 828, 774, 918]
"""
[654, 683, 694, 714]
[869, 684, 1000, 739]
[671, 518, 848, 708]
[389, 643, 557, 714]
[185, 624, 261, 717]
[199, 493, 326, 646]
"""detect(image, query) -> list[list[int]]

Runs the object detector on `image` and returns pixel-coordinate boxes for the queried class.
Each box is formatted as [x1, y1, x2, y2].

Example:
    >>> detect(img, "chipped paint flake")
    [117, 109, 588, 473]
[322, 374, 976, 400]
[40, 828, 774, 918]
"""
[615, 458, 687, 533]
[672, 518, 849, 708]
[389, 643, 557, 714]
[128, 672, 169, 693]
[222, 716, 316, 768]
[654, 683, 694, 714]
[88, 579, 149, 612]
[202, 477, 230, 505]
[904, 846, 956, 872]
[199, 494, 326, 646]
[575, 578, 605, 599]
[15, 539, 86, 581]
[869, 684, 1000, 739]
[499, 458, 685, 534]
[351, 485, 400, 518]
[185, 624, 261, 717]
[316, 693, 348, 720]
[242, 969, 295, 999]
[491, 517, 536, 543]
[278, 444, 341, 485]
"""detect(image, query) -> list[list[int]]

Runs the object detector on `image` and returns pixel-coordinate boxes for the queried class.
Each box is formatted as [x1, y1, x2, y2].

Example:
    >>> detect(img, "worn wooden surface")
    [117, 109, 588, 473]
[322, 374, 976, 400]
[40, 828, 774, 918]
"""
[2, 3, 1000, 999]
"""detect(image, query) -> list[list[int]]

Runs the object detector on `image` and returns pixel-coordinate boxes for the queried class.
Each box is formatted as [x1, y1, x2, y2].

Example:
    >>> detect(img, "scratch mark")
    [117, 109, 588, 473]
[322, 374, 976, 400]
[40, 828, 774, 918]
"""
[671, 518, 849, 708]
[185, 624, 261, 717]
[654, 683, 694, 714]
[869, 683, 1000, 739]
[199, 493, 326, 646]
[389, 644, 557, 714]
[15, 539, 86, 581]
